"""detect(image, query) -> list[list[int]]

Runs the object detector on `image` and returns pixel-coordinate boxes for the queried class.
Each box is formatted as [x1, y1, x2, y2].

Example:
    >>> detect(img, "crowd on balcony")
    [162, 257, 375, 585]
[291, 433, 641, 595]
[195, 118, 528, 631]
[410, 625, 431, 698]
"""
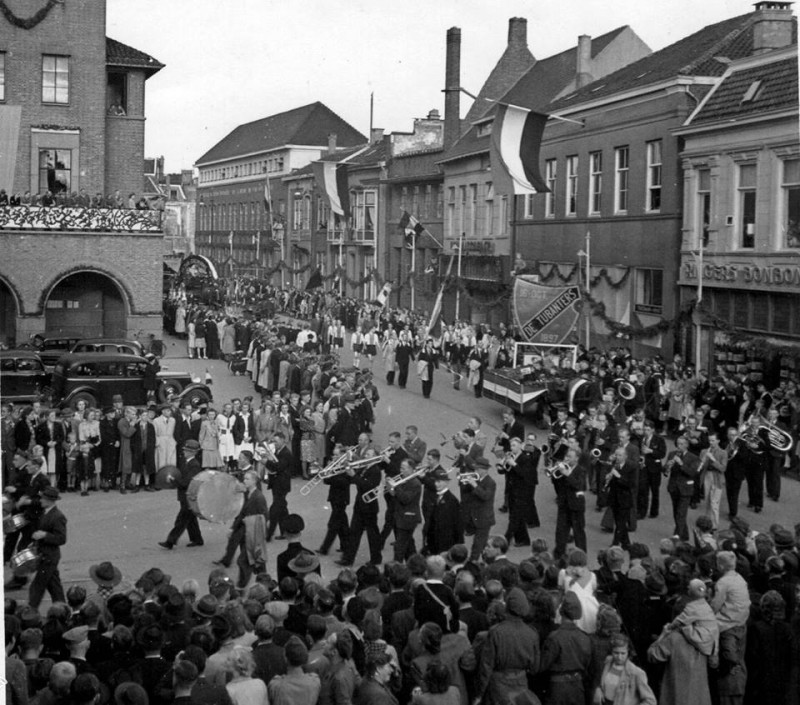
[0, 188, 165, 210]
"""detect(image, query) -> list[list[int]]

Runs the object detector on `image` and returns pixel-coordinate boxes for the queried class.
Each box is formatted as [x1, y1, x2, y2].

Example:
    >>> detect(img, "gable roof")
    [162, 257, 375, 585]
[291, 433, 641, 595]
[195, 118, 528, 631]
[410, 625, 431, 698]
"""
[545, 13, 782, 113]
[688, 52, 798, 125]
[195, 102, 367, 165]
[106, 37, 164, 77]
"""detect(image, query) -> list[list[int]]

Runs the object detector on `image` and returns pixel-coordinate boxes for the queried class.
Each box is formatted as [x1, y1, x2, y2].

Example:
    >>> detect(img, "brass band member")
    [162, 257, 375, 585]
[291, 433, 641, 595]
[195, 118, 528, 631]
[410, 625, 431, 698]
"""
[724, 426, 747, 519]
[699, 432, 727, 529]
[391, 459, 422, 562]
[553, 447, 587, 559]
[337, 448, 382, 567]
[498, 437, 537, 547]
[496, 409, 525, 514]
[666, 436, 700, 541]
[638, 420, 667, 520]
[425, 468, 463, 556]
[739, 415, 770, 514]
[378, 432, 408, 549]
[605, 447, 638, 551]
[459, 456, 496, 562]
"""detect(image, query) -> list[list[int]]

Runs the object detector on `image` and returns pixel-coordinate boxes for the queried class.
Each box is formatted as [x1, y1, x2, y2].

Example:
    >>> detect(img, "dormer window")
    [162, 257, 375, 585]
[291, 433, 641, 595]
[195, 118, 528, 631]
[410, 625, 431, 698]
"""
[476, 121, 493, 137]
[741, 80, 763, 103]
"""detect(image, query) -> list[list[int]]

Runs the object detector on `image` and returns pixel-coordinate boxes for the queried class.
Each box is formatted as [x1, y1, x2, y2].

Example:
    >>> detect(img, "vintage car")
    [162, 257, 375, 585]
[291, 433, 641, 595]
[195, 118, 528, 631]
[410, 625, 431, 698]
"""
[50, 353, 212, 409]
[69, 338, 146, 357]
[36, 337, 83, 368]
[0, 350, 51, 403]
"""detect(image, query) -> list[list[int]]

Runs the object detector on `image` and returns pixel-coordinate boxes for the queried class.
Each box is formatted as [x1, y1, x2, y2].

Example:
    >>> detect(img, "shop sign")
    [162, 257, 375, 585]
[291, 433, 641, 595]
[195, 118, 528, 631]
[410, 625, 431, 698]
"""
[682, 260, 800, 289]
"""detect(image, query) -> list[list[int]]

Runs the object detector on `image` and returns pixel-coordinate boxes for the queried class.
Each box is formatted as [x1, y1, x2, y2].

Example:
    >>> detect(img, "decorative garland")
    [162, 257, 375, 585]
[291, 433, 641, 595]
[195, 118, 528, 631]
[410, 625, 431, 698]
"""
[696, 301, 800, 357]
[526, 261, 632, 290]
[0, 0, 60, 29]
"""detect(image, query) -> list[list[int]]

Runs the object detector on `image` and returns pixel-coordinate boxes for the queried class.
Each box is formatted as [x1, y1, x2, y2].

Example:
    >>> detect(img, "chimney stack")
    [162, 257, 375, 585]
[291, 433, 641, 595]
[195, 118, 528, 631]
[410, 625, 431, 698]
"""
[576, 35, 593, 88]
[370, 128, 384, 144]
[752, 1, 795, 53]
[327, 133, 337, 155]
[444, 27, 461, 150]
[508, 17, 528, 48]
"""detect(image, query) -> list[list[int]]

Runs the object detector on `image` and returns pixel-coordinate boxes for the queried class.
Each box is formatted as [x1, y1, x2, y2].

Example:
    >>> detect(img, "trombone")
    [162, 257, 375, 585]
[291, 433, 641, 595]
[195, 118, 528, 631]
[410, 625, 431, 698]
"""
[298, 445, 357, 496]
[362, 465, 427, 503]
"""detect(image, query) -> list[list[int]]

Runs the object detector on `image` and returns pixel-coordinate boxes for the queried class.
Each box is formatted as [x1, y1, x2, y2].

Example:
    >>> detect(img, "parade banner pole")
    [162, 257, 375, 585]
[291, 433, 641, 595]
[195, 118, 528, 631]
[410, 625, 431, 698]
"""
[411, 232, 416, 311]
[455, 232, 464, 321]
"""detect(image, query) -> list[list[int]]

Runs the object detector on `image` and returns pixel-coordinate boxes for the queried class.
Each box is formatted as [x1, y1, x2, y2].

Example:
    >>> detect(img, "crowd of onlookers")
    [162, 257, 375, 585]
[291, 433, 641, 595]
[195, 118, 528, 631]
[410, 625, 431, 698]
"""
[0, 188, 164, 210]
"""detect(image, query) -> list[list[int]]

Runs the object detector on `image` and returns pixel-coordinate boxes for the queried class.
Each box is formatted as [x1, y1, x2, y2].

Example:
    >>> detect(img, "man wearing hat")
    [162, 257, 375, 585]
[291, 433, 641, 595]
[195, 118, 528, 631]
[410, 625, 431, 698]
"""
[459, 456, 496, 562]
[29, 485, 67, 609]
[540, 592, 592, 704]
[99, 406, 120, 492]
[89, 561, 122, 600]
[62, 625, 92, 675]
[277, 514, 320, 582]
[425, 466, 462, 556]
[265, 431, 293, 542]
[159, 439, 204, 549]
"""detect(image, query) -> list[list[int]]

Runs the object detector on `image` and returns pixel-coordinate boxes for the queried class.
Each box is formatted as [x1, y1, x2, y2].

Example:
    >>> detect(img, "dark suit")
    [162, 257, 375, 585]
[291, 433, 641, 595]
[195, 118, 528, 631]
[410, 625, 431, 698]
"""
[460, 472, 496, 561]
[319, 472, 351, 554]
[392, 476, 421, 562]
[607, 459, 638, 550]
[500, 450, 539, 546]
[327, 407, 360, 448]
[230, 413, 253, 447]
[553, 457, 587, 558]
[174, 415, 201, 471]
[638, 432, 667, 518]
[29, 505, 67, 608]
[725, 443, 748, 518]
[666, 449, 700, 540]
[379, 446, 408, 545]
[99, 416, 120, 486]
[342, 464, 382, 565]
[266, 445, 293, 539]
[132, 420, 157, 478]
[234, 487, 269, 587]
[425, 490, 463, 555]
[165, 456, 203, 546]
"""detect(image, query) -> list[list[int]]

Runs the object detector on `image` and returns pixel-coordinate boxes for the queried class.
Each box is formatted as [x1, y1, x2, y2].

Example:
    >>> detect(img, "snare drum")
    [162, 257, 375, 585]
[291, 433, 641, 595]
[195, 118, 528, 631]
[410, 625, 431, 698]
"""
[3, 513, 29, 533]
[187, 470, 244, 523]
[10, 547, 39, 575]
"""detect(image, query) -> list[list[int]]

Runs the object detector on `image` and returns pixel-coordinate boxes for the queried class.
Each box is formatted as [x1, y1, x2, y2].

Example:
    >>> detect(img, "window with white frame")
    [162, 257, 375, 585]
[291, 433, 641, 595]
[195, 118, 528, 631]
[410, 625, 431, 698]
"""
[545, 159, 557, 217]
[566, 155, 578, 216]
[42, 55, 69, 104]
[523, 193, 534, 218]
[782, 158, 800, 248]
[614, 146, 629, 213]
[469, 184, 478, 236]
[646, 140, 662, 212]
[500, 196, 508, 235]
[635, 268, 663, 314]
[738, 163, 757, 248]
[0, 52, 5, 101]
[459, 185, 466, 236]
[485, 182, 495, 236]
[292, 196, 303, 231]
[589, 151, 602, 214]
[353, 189, 376, 242]
[697, 168, 711, 247]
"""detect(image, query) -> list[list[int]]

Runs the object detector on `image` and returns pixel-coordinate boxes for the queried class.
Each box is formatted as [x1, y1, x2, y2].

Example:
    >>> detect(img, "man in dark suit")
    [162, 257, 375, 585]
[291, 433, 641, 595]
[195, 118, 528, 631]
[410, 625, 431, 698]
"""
[725, 426, 748, 518]
[420, 449, 446, 546]
[99, 407, 120, 491]
[327, 395, 360, 448]
[173, 402, 201, 471]
[638, 420, 667, 519]
[29, 486, 67, 609]
[413, 555, 460, 634]
[132, 406, 157, 491]
[378, 432, 408, 548]
[231, 400, 255, 457]
[455, 429, 484, 471]
[496, 409, 525, 513]
[392, 458, 422, 562]
[338, 456, 382, 567]
[459, 456, 496, 561]
[666, 435, 701, 541]
[318, 446, 351, 555]
[499, 437, 537, 547]
[265, 431, 293, 541]
[606, 446, 638, 550]
[276, 514, 320, 583]
[425, 467, 462, 555]
[159, 440, 204, 549]
[553, 447, 588, 559]
[234, 470, 269, 588]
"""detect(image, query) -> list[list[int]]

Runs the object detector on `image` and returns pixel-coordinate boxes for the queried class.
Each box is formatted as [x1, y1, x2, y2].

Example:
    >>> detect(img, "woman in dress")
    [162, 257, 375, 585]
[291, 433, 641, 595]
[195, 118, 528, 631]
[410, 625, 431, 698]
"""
[153, 405, 177, 470]
[71, 399, 88, 437]
[199, 408, 224, 469]
[35, 409, 60, 482]
[221, 317, 237, 359]
[276, 402, 294, 448]
[382, 329, 398, 386]
[187, 317, 197, 359]
[77, 409, 101, 495]
[416, 339, 438, 400]
[312, 401, 327, 466]
[298, 406, 318, 479]
[174, 304, 186, 338]
[216, 402, 237, 472]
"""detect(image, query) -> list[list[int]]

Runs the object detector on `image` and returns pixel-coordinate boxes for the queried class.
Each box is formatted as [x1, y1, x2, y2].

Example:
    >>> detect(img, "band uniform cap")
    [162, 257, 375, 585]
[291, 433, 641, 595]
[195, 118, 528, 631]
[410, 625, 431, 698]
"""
[183, 440, 201, 453]
[473, 457, 490, 470]
[283, 514, 305, 535]
[63, 625, 90, 644]
[287, 550, 320, 574]
[41, 486, 60, 501]
[89, 561, 122, 588]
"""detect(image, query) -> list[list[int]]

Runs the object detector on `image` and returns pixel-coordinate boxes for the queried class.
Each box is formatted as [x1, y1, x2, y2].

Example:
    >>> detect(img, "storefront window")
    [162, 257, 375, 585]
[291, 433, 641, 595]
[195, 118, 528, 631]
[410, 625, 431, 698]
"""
[738, 164, 757, 248]
[772, 294, 793, 334]
[783, 159, 800, 247]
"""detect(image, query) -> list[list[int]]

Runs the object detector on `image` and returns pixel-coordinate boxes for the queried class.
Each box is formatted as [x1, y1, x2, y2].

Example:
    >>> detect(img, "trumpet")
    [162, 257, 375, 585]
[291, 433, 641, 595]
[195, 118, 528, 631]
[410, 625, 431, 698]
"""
[590, 448, 602, 459]
[362, 465, 427, 503]
[458, 471, 480, 484]
[545, 461, 572, 479]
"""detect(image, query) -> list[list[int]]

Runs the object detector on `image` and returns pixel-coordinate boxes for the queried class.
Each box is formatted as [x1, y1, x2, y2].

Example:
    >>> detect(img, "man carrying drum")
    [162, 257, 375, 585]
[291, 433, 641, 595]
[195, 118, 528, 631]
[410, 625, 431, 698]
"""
[159, 440, 204, 550]
[29, 486, 67, 609]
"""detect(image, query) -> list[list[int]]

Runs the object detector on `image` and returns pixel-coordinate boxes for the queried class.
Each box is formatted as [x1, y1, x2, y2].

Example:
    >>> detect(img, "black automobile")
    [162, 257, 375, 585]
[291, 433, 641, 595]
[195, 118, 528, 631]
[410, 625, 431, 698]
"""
[36, 337, 82, 368]
[69, 338, 146, 357]
[50, 353, 213, 409]
[0, 350, 51, 403]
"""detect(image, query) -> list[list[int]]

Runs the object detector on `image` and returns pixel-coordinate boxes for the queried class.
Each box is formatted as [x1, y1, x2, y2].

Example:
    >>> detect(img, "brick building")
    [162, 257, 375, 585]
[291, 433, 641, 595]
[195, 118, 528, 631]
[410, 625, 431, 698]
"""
[0, 0, 165, 345]
[194, 102, 366, 282]
[675, 6, 798, 378]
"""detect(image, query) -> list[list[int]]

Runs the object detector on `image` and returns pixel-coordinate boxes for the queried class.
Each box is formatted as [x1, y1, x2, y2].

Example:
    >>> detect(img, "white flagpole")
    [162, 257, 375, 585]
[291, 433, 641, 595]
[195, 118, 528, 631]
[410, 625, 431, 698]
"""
[585, 231, 591, 349]
[455, 232, 464, 321]
[695, 233, 704, 371]
[411, 233, 416, 311]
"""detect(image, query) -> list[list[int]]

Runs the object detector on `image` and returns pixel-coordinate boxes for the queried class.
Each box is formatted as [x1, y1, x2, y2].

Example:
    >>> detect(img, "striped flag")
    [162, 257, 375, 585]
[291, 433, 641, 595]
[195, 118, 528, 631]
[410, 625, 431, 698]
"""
[427, 254, 455, 332]
[263, 178, 272, 215]
[312, 161, 350, 218]
[492, 103, 549, 194]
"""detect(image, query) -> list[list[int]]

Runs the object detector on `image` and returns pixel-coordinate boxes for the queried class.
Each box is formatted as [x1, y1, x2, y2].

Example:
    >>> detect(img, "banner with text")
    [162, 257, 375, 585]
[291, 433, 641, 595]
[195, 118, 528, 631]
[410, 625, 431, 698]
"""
[512, 276, 581, 344]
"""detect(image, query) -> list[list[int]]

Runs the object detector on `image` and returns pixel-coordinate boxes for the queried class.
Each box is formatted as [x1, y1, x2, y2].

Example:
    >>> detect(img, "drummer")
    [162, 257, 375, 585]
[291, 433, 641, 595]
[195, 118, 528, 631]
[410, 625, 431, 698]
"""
[29, 486, 67, 609]
[158, 439, 205, 550]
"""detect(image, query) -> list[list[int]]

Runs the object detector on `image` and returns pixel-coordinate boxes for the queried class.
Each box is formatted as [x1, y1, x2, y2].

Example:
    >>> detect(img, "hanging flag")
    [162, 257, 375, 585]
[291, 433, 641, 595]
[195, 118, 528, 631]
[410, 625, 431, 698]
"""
[400, 211, 424, 249]
[376, 282, 392, 306]
[263, 178, 272, 214]
[305, 268, 323, 291]
[492, 104, 549, 194]
[228, 231, 234, 247]
[427, 255, 455, 332]
[312, 161, 350, 218]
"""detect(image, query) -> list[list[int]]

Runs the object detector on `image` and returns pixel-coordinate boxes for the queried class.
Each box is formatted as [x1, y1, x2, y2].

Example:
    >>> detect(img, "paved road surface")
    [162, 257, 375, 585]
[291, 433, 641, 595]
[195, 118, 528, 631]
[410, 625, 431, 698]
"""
[6, 334, 799, 605]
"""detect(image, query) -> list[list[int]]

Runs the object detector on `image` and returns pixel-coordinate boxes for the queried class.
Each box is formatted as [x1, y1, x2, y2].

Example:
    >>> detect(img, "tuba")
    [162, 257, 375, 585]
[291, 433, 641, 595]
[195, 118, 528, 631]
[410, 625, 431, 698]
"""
[614, 378, 636, 401]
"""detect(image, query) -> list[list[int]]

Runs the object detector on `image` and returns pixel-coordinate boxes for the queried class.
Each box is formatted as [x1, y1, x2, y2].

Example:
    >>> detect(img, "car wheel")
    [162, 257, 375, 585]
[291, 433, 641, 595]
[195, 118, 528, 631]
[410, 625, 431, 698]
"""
[158, 380, 184, 403]
[70, 392, 97, 410]
[184, 389, 210, 407]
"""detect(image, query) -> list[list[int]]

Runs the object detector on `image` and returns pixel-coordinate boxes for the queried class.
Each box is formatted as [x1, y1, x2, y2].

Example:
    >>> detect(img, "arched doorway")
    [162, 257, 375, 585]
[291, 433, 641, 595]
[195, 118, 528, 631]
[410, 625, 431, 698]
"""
[45, 272, 127, 338]
[0, 279, 18, 347]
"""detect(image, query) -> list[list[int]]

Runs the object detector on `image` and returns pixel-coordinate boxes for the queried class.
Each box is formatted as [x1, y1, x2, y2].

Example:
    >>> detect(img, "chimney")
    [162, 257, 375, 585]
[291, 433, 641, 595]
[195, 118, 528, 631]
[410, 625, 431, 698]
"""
[508, 17, 528, 48]
[370, 128, 384, 144]
[327, 132, 337, 155]
[576, 35, 593, 88]
[444, 27, 461, 150]
[752, 1, 795, 53]
[427, 108, 441, 120]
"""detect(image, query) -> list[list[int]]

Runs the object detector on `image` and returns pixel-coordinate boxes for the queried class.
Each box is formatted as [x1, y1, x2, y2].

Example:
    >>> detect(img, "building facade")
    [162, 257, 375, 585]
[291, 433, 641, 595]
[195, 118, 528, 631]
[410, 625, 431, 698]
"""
[194, 102, 366, 283]
[675, 28, 799, 382]
[0, 0, 164, 344]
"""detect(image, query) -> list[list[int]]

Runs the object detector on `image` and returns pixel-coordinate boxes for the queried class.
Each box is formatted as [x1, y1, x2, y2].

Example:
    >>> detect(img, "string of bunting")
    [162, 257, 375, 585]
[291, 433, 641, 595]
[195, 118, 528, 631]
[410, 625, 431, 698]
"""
[529, 261, 632, 289]
[0, 0, 59, 29]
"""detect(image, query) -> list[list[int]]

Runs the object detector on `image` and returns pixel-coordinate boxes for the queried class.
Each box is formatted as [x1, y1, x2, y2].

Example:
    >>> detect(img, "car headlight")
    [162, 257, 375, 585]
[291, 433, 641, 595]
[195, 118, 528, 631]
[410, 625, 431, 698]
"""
[192, 376, 201, 384]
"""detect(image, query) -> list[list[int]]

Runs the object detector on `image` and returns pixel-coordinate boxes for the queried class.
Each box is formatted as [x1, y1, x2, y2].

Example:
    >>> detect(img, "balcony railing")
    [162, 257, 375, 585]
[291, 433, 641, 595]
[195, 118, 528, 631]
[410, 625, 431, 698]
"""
[0, 206, 163, 232]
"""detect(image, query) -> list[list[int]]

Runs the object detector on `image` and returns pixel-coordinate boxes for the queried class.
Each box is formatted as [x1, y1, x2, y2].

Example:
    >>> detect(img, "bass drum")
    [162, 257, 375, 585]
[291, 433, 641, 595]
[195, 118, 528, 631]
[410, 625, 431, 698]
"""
[187, 470, 244, 523]
[155, 465, 181, 490]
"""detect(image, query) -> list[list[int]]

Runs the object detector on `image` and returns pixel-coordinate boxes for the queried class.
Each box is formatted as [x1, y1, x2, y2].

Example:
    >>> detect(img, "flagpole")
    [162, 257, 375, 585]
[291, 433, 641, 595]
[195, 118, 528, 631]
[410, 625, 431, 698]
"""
[579, 231, 591, 349]
[695, 232, 704, 372]
[339, 223, 344, 297]
[411, 233, 416, 311]
[455, 232, 464, 321]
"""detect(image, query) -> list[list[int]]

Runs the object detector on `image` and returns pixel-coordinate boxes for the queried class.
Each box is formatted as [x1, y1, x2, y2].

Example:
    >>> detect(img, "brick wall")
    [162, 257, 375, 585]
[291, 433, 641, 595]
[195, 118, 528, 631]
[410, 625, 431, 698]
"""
[105, 115, 145, 198]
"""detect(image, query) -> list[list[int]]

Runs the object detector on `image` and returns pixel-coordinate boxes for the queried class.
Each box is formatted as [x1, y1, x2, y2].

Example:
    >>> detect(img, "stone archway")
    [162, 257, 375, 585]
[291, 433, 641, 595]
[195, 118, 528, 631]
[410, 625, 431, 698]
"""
[0, 278, 20, 346]
[44, 271, 128, 338]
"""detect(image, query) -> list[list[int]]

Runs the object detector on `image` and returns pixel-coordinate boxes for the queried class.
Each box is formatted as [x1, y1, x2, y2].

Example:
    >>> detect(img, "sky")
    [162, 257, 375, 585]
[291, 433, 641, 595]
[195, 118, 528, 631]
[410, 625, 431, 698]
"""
[106, 0, 748, 171]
